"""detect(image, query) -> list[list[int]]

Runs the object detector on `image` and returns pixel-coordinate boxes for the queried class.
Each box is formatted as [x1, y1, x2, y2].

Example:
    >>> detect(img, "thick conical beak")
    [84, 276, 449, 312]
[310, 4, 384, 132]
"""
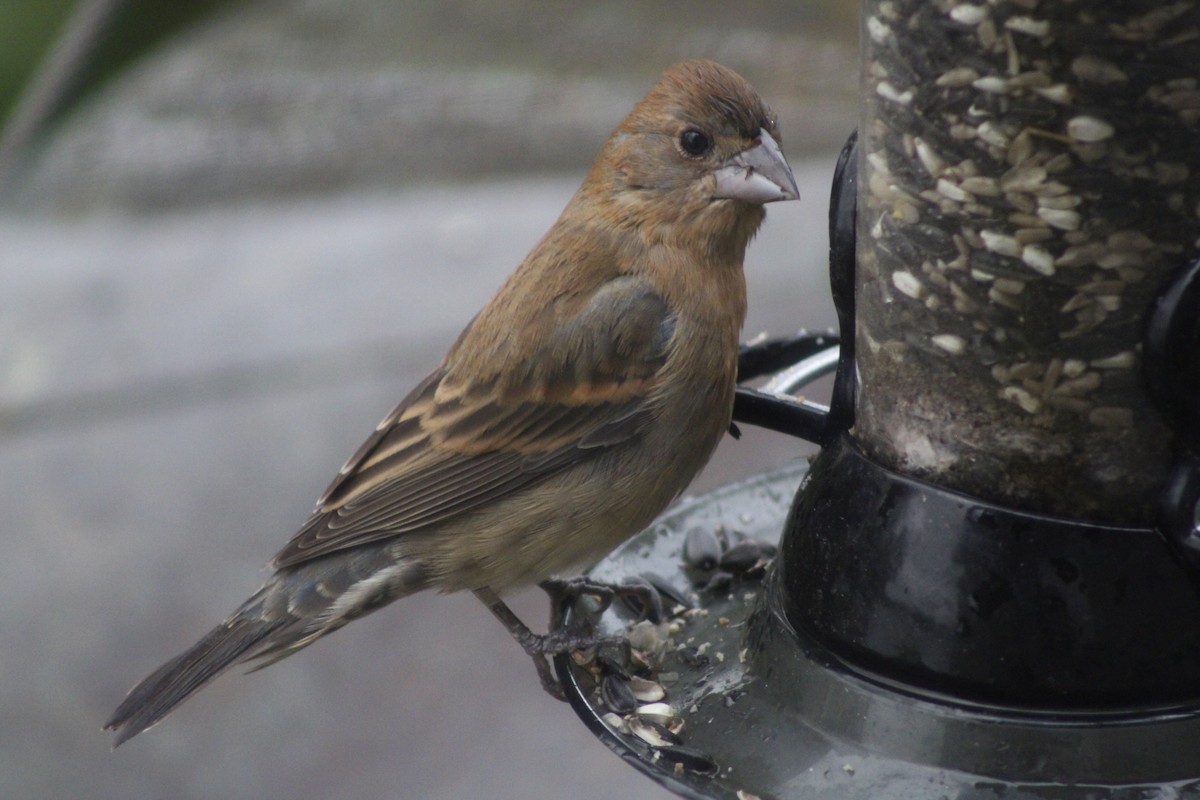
[711, 128, 799, 204]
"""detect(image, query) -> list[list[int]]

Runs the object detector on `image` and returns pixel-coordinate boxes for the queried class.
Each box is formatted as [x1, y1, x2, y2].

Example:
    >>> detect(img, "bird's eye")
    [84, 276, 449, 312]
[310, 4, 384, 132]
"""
[679, 128, 711, 157]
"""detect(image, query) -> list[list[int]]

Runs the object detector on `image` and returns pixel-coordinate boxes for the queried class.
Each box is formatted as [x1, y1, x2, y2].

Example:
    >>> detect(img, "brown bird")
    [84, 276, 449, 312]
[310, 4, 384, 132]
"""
[105, 59, 798, 746]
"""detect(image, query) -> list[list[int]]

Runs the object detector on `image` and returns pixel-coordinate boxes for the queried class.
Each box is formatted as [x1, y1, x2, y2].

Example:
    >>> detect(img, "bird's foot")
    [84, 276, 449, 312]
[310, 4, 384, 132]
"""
[520, 627, 633, 701]
[538, 575, 664, 626]
[473, 586, 632, 701]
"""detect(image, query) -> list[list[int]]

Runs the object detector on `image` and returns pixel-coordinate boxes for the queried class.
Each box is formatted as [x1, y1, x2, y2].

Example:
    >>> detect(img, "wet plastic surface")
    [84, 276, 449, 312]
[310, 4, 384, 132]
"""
[560, 461, 1200, 799]
[558, 464, 809, 800]
[781, 435, 1200, 708]
[1144, 255, 1200, 568]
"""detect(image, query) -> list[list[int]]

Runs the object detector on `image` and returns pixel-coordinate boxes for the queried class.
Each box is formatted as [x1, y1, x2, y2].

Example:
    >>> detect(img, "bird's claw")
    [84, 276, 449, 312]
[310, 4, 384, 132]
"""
[539, 576, 665, 626]
[519, 627, 632, 703]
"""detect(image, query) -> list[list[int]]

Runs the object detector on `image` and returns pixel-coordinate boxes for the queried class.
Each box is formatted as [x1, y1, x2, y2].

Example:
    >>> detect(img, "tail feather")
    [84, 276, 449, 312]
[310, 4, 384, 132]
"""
[104, 610, 284, 747]
[105, 548, 428, 747]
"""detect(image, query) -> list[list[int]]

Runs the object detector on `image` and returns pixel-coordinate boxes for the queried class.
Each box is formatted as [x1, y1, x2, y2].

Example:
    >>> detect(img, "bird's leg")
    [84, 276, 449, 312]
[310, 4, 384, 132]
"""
[473, 585, 642, 701]
[472, 587, 565, 699]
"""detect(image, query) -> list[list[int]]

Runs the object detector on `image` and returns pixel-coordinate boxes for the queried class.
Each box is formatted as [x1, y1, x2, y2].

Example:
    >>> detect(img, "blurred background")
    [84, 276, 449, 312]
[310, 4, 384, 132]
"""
[0, 1, 855, 798]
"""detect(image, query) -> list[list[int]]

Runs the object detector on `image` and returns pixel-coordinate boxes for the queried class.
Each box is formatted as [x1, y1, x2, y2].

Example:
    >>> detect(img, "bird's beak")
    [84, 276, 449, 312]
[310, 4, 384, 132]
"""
[711, 128, 799, 204]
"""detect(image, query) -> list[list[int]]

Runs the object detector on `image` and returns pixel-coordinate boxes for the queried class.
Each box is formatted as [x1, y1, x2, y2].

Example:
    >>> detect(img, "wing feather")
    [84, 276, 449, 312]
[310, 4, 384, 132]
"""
[271, 278, 675, 568]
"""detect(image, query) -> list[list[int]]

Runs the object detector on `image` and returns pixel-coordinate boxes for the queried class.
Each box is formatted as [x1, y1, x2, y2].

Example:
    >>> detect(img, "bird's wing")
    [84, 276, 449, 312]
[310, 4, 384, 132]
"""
[271, 277, 675, 568]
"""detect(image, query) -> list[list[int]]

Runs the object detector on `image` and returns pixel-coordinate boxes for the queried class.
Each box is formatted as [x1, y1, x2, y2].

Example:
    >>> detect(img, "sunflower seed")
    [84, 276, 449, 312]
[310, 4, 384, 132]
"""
[636, 702, 676, 725]
[932, 334, 967, 355]
[627, 677, 665, 703]
[1006, 16, 1050, 37]
[892, 270, 924, 299]
[683, 527, 721, 571]
[1071, 55, 1127, 85]
[950, 4, 987, 25]
[719, 540, 776, 574]
[601, 673, 638, 713]
[1067, 116, 1115, 143]
[627, 716, 682, 747]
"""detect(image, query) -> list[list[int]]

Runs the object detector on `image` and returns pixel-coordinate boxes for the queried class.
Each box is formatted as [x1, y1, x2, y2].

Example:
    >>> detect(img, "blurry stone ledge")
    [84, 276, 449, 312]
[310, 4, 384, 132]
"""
[0, 163, 835, 441]
[3, 0, 857, 211]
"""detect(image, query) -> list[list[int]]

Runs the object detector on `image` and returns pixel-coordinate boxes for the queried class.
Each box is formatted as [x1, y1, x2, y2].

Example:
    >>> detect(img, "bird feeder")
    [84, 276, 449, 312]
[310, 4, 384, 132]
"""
[556, 2, 1200, 797]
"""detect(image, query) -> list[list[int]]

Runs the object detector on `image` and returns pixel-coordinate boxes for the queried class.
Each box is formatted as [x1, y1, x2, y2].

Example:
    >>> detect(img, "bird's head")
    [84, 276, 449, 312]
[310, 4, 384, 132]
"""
[583, 60, 799, 238]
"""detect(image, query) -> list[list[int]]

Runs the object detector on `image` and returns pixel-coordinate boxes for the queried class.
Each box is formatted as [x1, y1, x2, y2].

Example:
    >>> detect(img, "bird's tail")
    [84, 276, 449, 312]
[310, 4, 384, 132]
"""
[105, 547, 428, 747]
[104, 603, 283, 747]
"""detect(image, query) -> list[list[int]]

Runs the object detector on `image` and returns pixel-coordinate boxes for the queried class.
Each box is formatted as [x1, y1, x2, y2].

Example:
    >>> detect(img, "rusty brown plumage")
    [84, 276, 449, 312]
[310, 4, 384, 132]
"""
[105, 59, 797, 746]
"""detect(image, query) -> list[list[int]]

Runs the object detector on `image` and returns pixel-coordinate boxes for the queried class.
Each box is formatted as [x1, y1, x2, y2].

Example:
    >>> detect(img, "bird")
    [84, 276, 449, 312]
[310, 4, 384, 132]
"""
[104, 58, 798, 747]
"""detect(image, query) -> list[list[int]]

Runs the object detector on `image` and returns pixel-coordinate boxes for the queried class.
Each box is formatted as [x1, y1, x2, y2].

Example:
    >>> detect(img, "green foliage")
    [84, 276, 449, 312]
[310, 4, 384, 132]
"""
[0, 1, 77, 122]
[0, 0, 229, 135]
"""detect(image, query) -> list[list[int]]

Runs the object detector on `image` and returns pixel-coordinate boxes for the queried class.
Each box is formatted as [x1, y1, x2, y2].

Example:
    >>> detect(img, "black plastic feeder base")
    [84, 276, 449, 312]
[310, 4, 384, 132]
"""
[557, 450, 1200, 799]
